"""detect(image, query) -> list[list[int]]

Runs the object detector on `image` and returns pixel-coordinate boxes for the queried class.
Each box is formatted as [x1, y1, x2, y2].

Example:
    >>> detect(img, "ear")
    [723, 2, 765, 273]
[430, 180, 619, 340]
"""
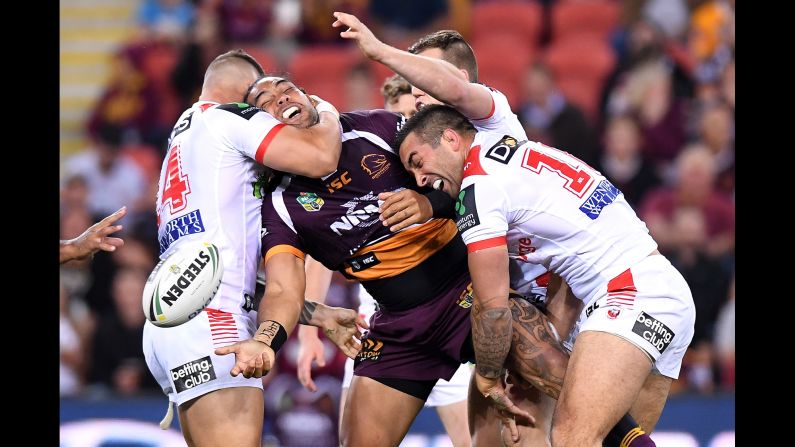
[442, 128, 460, 151]
[459, 68, 471, 82]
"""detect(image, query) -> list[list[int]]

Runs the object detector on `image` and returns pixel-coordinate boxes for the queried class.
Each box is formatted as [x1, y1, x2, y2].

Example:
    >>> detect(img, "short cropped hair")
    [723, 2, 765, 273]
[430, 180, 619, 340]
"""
[380, 74, 412, 104]
[395, 104, 476, 149]
[408, 30, 478, 83]
[207, 49, 265, 77]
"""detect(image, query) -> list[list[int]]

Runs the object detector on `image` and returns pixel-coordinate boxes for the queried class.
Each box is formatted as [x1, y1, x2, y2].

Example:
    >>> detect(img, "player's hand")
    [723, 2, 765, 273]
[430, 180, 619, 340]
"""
[308, 94, 340, 119]
[475, 372, 535, 443]
[314, 305, 369, 359]
[297, 327, 326, 392]
[332, 12, 387, 61]
[378, 190, 433, 232]
[63, 206, 127, 262]
[215, 339, 276, 379]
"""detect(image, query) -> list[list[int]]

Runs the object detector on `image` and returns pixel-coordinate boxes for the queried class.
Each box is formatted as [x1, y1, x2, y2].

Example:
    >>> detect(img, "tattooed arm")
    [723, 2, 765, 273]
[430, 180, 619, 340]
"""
[468, 245, 513, 380]
[468, 244, 535, 438]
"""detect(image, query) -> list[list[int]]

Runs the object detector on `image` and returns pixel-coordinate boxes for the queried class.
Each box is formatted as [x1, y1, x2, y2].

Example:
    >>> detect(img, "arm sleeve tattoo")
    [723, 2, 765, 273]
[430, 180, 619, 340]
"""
[472, 303, 513, 379]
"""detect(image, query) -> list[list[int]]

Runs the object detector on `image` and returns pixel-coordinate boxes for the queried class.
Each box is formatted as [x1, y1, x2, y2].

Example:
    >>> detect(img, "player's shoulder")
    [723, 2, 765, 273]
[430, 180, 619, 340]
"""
[211, 102, 268, 120]
[340, 109, 402, 132]
[478, 133, 528, 169]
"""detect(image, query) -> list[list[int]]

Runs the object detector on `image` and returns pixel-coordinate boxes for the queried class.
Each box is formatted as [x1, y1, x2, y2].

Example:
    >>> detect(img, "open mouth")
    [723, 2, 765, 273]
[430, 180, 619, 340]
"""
[432, 178, 444, 191]
[282, 106, 300, 120]
[415, 101, 426, 111]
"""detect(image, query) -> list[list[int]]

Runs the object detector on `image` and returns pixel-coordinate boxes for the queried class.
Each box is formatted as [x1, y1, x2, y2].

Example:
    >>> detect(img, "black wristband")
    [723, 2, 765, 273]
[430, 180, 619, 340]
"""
[254, 320, 289, 353]
[424, 189, 456, 218]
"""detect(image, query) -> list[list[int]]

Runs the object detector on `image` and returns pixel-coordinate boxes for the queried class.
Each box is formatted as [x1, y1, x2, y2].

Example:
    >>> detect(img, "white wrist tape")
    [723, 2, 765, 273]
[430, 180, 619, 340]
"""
[315, 100, 339, 119]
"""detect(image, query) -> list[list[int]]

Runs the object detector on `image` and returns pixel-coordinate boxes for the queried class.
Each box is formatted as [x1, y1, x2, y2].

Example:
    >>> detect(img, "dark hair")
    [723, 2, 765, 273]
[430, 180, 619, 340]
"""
[208, 49, 265, 77]
[408, 30, 478, 82]
[395, 104, 476, 150]
[380, 74, 412, 104]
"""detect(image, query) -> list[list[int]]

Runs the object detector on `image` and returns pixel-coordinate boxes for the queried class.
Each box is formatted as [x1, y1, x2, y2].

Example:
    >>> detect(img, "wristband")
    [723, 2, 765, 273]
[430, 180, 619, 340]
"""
[425, 189, 456, 218]
[253, 320, 288, 354]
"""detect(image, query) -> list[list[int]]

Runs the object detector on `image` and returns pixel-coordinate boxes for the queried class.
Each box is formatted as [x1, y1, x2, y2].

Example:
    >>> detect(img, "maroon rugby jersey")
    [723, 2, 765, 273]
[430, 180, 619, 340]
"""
[261, 109, 468, 310]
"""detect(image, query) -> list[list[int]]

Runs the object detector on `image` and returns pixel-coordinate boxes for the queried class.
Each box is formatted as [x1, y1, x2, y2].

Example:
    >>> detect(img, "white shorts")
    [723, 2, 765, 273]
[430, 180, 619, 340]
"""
[342, 357, 471, 407]
[143, 308, 264, 406]
[566, 254, 695, 379]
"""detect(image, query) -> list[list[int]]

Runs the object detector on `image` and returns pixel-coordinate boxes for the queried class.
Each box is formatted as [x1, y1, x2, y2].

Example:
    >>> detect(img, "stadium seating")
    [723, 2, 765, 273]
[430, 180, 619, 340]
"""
[543, 37, 616, 122]
[472, 34, 535, 110]
[470, 0, 544, 53]
[287, 46, 364, 111]
[550, 0, 620, 42]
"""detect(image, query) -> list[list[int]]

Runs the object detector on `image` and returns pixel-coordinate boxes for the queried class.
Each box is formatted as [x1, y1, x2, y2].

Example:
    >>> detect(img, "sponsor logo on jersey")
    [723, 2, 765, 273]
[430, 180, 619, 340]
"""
[252, 170, 275, 199]
[455, 184, 480, 233]
[356, 338, 384, 361]
[159, 210, 206, 254]
[361, 154, 391, 179]
[585, 301, 600, 317]
[170, 356, 217, 393]
[170, 111, 193, 141]
[457, 283, 474, 308]
[579, 179, 622, 220]
[296, 192, 325, 212]
[485, 135, 522, 164]
[330, 192, 381, 235]
[325, 170, 352, 193]
[346, 252, 381, 272]
[632, 312, 675, 354]
[217, 102, 259, 120]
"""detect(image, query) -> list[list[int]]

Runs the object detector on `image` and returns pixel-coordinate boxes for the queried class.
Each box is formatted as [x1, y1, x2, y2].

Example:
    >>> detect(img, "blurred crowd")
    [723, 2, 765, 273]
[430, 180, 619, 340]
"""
[60, 0, 735, 442]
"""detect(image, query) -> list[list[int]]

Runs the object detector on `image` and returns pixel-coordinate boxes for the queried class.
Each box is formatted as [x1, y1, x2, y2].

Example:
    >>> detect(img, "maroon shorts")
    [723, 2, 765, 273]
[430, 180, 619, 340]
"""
[353, 272, 475, 382]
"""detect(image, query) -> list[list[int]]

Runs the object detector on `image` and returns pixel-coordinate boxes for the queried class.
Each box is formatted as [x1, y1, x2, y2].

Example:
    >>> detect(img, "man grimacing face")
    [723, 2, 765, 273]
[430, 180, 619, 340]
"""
[398, 130, 466, 198]
[246, 77, 318, 128]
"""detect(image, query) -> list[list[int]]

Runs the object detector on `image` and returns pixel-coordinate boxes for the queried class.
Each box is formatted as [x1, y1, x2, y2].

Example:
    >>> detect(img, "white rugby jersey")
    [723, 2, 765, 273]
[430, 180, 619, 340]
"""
[155, 101, 286, 314]
[456, 132, 658, 307]
[467, 86, 549, 295]
[469, 84, 526, 138]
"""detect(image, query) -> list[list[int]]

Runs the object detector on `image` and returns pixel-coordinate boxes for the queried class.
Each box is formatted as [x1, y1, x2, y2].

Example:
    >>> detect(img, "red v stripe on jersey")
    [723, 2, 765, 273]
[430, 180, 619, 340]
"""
[255, 123, 287, 164]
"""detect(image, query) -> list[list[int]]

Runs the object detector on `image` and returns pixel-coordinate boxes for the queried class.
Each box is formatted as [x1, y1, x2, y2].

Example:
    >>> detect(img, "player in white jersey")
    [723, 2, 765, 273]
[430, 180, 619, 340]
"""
[395, 104, 696, 447]
[142, 50, 364, 447]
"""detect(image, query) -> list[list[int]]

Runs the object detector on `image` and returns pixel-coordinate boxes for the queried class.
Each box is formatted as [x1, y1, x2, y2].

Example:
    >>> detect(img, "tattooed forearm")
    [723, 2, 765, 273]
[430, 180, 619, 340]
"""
[299, 300, 318, 325]
[506, 298, 570, 399]
[472, 303, 513, 379]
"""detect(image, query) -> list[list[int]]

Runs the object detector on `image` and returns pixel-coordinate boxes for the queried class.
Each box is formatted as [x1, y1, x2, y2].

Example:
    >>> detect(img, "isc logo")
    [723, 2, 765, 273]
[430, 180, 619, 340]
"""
[325, 171, 351, 193]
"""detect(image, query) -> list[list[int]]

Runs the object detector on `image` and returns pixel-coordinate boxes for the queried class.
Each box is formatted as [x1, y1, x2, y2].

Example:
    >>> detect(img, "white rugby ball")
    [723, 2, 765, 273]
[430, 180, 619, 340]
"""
[142, 241, 223, 328]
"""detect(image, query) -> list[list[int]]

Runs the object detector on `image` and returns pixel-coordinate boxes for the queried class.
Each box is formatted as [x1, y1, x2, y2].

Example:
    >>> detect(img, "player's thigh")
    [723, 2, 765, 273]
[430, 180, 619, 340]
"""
[435, 400, 471, 447]
[341, 375, 426, 447]
[551, 331, 653, 444]
[179, 386, 264, 447]
[629, 372, 672, 433]
[428, 364, 471, 446]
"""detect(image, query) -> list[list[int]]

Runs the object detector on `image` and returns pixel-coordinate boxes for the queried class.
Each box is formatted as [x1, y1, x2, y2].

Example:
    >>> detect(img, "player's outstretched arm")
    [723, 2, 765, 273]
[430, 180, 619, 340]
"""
[60, 206, 126, 264]
[332, 12, 493, 119]
[262, 99, 342, 178]
[215, 252, 306, 378]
